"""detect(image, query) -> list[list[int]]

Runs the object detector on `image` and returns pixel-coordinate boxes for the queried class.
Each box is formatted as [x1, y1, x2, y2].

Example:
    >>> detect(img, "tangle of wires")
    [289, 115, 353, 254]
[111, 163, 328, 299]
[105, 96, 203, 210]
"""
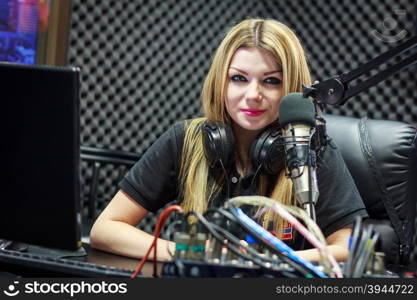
[344, 216, 380, 278]
[132, 196, 349, 278]
[225, 196, 340, 278]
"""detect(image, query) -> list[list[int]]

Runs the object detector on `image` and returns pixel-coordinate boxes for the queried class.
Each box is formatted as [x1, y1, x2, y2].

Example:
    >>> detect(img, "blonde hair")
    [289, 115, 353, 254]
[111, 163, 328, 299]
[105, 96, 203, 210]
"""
[179, 18, 312, 237]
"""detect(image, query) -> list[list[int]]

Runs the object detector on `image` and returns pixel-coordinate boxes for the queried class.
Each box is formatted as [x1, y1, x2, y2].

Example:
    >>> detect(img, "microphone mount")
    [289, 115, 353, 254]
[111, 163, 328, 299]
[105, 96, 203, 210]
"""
[303, 35, 417, 106]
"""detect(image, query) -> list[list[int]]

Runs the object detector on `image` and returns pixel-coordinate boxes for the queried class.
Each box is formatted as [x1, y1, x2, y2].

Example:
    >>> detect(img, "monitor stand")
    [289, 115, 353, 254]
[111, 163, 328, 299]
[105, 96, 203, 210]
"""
[0, 239, 86, 259]
[0, 240, 28, 252]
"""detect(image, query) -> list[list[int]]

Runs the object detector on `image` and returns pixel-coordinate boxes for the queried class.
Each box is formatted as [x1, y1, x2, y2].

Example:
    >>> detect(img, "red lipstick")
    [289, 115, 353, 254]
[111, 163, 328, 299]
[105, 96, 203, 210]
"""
[241, 109, 266, 116]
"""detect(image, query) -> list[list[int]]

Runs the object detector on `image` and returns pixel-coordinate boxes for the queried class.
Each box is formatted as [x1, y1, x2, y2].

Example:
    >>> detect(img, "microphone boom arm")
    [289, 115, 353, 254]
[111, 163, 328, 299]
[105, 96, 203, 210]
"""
[303, 35, 417, 106]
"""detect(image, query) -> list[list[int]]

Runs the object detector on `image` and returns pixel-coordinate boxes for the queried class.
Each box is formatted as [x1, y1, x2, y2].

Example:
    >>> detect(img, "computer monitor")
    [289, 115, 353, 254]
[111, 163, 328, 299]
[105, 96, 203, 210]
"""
[0, 62, 82, 251]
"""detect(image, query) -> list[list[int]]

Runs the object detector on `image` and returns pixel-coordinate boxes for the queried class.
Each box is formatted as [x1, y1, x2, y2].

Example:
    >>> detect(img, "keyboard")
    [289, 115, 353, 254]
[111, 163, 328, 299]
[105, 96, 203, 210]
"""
[0, 249, 141, 277]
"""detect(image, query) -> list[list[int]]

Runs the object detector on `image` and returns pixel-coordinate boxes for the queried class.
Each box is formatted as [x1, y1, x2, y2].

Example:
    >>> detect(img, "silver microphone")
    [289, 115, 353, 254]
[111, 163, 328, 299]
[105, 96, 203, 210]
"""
[279, 93, 319, 220]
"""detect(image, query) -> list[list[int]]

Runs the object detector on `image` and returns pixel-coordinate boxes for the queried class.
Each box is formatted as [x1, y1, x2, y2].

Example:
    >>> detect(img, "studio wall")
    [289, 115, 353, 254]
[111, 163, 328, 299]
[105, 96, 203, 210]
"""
[67, 0, 416, 217]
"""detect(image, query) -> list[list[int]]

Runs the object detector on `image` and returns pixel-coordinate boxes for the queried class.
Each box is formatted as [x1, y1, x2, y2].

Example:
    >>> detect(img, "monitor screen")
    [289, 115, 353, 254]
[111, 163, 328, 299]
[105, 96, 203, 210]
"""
[0, 0, 49, 64]
[0, 62, 82, 250]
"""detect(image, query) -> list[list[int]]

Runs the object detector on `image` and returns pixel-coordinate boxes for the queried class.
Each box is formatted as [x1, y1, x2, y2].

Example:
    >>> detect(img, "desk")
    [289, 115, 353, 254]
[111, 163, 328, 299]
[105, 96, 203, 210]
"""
[85, 244, 161, 277]
[0, 244, 160, 278]
[1, 244, 411, 278]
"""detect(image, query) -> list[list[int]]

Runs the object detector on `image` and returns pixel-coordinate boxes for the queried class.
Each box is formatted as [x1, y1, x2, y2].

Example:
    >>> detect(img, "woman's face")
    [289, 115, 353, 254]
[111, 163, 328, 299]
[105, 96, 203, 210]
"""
[225, 47, 283, 136]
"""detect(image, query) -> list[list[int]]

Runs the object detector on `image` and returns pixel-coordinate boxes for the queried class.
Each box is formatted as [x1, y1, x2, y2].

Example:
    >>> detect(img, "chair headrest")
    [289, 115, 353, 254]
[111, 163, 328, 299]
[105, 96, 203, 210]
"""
[324, 114, 417, 265]
[324, 114, 417, 219]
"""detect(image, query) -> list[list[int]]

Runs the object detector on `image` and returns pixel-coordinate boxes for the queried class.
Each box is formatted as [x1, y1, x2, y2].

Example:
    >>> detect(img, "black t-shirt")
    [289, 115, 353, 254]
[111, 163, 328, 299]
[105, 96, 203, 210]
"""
[119, 121, 368, 249]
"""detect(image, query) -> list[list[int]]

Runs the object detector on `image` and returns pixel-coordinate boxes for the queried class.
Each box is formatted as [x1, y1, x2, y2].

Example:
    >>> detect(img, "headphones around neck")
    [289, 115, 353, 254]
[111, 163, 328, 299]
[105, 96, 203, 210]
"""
[201, 121, 285, 175]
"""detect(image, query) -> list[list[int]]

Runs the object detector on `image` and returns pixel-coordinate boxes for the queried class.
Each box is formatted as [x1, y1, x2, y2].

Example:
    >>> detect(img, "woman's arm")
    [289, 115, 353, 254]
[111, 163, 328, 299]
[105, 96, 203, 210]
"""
[90, 190, 175, 261]
[295, 226, 352, 262]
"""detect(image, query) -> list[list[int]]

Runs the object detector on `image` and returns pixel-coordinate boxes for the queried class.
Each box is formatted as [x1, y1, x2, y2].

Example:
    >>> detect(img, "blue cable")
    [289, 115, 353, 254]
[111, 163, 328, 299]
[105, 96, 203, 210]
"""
[233, 207, 328, 278]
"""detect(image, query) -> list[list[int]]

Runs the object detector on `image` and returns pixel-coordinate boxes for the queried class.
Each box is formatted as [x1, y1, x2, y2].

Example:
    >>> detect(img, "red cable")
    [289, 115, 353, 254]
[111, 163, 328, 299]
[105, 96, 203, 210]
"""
[130, 205, 179, 278]
[131, 205, 182, 278]
[152, 208, 170, 276]
[152, 205, 183, 276]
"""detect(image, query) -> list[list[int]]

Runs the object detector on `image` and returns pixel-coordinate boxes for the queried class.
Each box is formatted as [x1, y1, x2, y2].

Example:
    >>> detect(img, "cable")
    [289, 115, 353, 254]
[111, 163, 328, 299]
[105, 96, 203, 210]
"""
[345, 218, 380, 278]
[152, 206, 184, 276]
[219, 159, 231, 199]
[226, 196, 336, 276]
[172, 257, 186, 277]
[227, 196, 326, 246]
[351, 224, 374, 278]
[205, 215, 281, 264]
[228, 205, 328, 278]
[164, 219, 182, 244]
[204, 207, 315, 277]
[345, 216, 362, 276]
[209, 223, 296, 277]
[130, 205, 183, 279]
[204, 207, 236, 220]
[271, 203, 342, 277]
[249, 164, 263, 192]
[186, 211, 265, 264]
[230, 196, 328, 254]
[353, 232, 379, 278]
[233, 206, 327, 278]
[186, 211, 302, 277]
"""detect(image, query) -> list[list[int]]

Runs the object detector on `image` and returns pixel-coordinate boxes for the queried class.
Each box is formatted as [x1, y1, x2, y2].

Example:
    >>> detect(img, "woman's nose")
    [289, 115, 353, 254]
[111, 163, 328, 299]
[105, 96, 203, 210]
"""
[245, 80, 263, 101]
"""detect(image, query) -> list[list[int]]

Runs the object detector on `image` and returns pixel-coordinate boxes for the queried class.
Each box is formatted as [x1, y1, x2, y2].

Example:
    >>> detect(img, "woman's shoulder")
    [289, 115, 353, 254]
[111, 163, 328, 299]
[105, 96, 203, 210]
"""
[170, 118, 206, 137]
[171, 117, 206, 130]
[164, 117, 206, 150]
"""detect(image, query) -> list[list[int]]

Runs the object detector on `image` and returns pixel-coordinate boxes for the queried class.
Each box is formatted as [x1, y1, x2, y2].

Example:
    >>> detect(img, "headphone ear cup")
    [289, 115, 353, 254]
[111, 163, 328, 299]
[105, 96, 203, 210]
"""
[221, 124, 235, 166]
[202, 121, 235, 168]
[250, 124, 285, 175]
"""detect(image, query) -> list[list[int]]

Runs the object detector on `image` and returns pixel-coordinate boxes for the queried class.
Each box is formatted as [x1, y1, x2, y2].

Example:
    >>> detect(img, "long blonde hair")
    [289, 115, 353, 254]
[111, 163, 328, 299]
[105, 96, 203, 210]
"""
[179, 18, 312, 236]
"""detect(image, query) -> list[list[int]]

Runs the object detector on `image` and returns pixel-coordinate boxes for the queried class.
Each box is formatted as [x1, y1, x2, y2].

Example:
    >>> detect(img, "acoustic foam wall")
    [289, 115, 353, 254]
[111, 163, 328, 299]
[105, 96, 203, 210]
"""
[67, 0, 416, 218]
[68, 0, 416, 153]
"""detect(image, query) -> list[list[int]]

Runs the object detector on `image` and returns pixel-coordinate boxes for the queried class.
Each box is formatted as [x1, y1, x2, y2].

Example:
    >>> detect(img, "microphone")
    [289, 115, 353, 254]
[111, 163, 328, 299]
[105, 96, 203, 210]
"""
[279, 93, 319, 220]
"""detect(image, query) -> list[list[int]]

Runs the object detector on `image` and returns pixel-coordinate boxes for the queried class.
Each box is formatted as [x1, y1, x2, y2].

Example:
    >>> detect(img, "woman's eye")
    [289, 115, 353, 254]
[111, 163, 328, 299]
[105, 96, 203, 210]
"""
[230, 75, 247, 82]
[264, 77, 281, 85]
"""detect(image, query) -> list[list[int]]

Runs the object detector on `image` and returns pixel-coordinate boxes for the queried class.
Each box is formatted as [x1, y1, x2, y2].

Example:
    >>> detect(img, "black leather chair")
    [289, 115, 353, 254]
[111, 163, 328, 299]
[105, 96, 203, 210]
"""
[324, 114, 417, 267]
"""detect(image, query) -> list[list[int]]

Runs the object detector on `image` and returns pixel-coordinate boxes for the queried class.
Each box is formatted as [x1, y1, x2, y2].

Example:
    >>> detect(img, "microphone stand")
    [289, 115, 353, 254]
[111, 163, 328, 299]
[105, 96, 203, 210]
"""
[307, 150, 316, 223]
[303, 35, 417, 106]
[302, 34, 417, 213]
[300, 35, 417, 248]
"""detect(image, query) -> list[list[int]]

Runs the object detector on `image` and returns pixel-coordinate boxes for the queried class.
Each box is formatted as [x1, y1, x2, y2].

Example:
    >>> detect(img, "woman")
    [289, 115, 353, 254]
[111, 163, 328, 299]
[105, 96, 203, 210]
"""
[90, 18, 368, 262]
